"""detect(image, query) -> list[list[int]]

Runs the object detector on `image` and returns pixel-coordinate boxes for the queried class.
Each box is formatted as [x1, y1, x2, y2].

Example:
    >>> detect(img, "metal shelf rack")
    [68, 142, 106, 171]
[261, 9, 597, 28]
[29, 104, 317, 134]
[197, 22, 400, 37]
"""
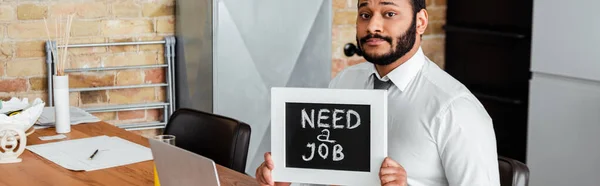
[45, 36, 177, 131]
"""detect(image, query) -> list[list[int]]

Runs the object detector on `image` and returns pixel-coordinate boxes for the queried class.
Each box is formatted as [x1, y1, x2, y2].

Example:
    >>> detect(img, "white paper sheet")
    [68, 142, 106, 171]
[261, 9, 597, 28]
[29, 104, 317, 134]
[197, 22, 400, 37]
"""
[26, 135, 153, 171]
[35, 107, 100, 129]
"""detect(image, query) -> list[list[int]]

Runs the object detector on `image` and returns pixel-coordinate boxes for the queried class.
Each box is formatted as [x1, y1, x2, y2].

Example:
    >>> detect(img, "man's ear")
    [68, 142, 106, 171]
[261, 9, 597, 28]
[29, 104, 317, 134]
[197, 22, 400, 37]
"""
[416, 9, 428, 35]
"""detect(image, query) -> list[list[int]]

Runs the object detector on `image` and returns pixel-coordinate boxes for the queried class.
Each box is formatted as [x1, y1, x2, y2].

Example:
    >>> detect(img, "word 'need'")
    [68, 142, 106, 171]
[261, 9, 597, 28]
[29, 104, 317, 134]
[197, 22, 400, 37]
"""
[301, 108, 361, 129]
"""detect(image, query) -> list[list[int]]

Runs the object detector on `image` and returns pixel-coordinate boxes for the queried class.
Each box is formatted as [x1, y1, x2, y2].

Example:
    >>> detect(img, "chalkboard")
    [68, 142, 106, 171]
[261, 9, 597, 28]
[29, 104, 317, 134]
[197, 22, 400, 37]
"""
[271, 87, 387, 186]
[285, 102, 371, 172]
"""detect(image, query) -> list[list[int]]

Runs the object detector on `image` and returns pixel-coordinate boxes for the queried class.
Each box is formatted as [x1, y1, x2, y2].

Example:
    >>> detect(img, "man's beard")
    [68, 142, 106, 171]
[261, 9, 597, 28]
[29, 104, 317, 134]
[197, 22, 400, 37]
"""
[357, 18, 417, 66]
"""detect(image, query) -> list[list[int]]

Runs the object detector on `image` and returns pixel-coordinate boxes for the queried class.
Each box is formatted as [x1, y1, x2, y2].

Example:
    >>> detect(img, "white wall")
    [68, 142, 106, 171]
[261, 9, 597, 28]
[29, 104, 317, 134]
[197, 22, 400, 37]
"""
[528, 0, 600, 185]
[530, 0, 600, 81]
[527, 74, 600, 186]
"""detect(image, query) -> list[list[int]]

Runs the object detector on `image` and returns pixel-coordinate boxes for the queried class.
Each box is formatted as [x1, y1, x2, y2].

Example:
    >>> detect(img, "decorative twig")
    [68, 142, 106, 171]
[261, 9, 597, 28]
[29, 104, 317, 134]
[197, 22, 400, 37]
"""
[43, 14, 74, 76]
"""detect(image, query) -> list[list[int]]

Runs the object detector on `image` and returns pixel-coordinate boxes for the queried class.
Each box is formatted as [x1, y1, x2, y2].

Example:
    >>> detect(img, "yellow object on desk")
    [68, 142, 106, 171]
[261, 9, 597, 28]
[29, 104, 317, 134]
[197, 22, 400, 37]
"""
[154, 164, 161, 186]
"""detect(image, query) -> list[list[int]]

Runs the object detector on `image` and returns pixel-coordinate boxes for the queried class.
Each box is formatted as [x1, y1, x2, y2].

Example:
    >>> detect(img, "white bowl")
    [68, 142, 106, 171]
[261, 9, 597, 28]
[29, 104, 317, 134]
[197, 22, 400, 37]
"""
[0, 98, 45, 131]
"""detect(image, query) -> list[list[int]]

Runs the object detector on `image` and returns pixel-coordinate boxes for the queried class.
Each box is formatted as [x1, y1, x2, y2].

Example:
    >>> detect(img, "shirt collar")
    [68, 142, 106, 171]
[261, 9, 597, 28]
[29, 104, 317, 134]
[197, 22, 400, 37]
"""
[370, 47, 426, 91]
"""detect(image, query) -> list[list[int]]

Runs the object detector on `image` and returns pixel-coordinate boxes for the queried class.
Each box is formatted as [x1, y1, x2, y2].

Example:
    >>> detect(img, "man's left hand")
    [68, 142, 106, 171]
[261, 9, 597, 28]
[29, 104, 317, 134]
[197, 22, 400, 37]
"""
[379, 157, 407, 186]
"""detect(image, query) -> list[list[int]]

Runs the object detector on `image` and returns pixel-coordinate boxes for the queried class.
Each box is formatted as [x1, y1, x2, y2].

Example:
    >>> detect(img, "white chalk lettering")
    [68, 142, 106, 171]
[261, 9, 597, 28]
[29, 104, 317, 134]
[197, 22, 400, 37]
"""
[316, 129, 336, 143]
[346, 109, 361, 129]
[301, 109, 315, 129]
[302, 143, 315, 161]
[332, 109, 344, 129]
[317, 109, 330, 128]
[333, 144, 344, 161]
[302, 142, 345, 161]
[318, 143, 328, 159]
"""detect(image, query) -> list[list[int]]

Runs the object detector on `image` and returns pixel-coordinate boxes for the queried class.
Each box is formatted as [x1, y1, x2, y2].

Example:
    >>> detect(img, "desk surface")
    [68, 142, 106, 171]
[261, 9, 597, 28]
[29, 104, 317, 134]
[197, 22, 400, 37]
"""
[0, 122, 258, 186]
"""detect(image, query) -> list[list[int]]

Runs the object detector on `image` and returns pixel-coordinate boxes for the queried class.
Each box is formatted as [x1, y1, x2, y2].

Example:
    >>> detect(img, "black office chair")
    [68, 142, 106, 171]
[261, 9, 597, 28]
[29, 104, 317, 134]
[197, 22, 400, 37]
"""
[163, 108, 251, 174]
[498, 156, 530, 186]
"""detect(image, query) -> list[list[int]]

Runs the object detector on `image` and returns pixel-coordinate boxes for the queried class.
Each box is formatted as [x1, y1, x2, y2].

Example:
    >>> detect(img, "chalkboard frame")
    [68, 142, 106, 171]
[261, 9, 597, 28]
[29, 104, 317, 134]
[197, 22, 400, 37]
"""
[271, 87, 388, 186]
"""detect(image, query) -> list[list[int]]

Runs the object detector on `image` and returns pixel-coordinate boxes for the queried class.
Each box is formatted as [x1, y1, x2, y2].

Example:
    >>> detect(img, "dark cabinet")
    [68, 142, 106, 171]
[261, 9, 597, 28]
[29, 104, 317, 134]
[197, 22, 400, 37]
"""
[445, 0, 533, 163]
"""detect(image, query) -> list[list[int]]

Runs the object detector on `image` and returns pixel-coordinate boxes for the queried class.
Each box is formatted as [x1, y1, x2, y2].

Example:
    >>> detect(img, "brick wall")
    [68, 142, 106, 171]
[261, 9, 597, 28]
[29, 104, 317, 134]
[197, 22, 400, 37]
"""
[0, 0, 175, 137]
[332, 0, 446, 78]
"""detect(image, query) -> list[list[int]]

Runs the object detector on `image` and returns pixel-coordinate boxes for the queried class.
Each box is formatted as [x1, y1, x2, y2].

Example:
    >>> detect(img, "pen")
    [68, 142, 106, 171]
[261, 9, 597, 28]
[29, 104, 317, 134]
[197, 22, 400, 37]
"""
[89, 149, 99, 160]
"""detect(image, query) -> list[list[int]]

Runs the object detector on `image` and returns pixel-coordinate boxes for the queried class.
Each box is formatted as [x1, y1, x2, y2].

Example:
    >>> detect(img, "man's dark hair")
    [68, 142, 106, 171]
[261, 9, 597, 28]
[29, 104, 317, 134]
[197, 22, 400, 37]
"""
[411, 0, 427, 15]
[357, 0, 426, 15]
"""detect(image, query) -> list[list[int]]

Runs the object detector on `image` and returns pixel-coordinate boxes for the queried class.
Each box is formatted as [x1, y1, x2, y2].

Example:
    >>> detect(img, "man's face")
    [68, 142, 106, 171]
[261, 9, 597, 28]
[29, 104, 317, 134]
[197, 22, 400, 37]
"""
[356, 0, 417, 66]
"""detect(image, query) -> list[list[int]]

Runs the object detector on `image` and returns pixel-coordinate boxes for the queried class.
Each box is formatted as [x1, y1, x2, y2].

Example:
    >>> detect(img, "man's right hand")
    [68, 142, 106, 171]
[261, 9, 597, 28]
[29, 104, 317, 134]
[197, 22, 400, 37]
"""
[255, 152, 291, 186]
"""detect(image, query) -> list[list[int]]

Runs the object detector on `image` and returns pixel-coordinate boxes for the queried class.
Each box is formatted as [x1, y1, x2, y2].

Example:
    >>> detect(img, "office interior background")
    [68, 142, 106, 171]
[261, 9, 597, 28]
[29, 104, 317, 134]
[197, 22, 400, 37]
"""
[0, 0, 598, 185]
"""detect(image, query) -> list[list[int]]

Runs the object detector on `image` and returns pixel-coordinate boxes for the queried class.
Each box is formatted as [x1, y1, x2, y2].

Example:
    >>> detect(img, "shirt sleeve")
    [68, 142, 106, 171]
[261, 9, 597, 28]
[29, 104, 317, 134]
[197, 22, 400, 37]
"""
[328, 71, 342, 88]
[431, 95, 500, 186]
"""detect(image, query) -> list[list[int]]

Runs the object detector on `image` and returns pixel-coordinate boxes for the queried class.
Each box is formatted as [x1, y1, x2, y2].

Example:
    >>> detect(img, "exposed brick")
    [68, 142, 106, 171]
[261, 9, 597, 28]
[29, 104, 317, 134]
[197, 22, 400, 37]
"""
[118, 110, 145, 120]
[0, 26, 4, 39]
[332, 38, 342, 59]
[113, 0, 140, 18]
[81, 90, 107, 104]
[68, 55, 102, 69]
[333, 10, 356, 25]
[69, 92, 80, 107]
[109, 38, 137, 52]
[22, 92, 49, 105]
[0, 43, 13, 59]
[331, 58, 347, 79]
[156, 17, 174, 33]
[0, 61, 5, 77]
[435, 0, 447, 6]
[427, 7, 446, 22]
[17, 4, 47, 20]
[7, 22, 55, 39]
[108, 87, 155, 104]
[333, 0, 347, 9]
[0, 5, 15, 21]
[332, 26, 339, 42]
[105, 53, 157, 67]
[68, 72, 115, 88]
[139, 36, 164, 51]
[426, 0, 434, 7]
[144, 68, 164, 84]
[349, 0, 358, 8]
[0, 78, 27, 92]
[29, 77, 47, 91]
[67, 38, 107, 55]
[332, 26, 357, 59]
[422, 37, 445, 69]
[91, 112, 116, 121]
[16, 41, 45, 58]
[71, 21, 100, 37]
[156, 87, 165, 102]
[0, 95, 11, 101]
[50, 2, 108, 19]
[142, 3, 174, 17]
[6, 58, 45, 77]
[116, 70, 143, 86]
[130, 129, 159, 138]
[425, 21, 445, 35]
[157, 51, 165, 64]
[146, 109, 163, 121]
[101, 20, 153, 36]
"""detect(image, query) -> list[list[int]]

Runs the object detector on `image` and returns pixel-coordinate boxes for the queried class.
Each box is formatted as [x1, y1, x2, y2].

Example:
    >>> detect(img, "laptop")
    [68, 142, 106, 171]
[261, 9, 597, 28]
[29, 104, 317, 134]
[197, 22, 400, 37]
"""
[149, 139, 221, 186]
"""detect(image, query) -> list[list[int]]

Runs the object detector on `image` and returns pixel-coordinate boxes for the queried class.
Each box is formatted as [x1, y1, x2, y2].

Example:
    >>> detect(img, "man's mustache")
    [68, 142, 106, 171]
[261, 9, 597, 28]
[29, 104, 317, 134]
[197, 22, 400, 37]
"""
[359, 34, 393, 45]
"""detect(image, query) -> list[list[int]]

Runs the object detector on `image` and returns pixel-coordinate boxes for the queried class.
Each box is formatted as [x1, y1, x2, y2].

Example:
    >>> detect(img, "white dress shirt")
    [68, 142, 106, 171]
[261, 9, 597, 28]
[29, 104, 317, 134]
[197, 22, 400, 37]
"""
[324, 47, 500, 186]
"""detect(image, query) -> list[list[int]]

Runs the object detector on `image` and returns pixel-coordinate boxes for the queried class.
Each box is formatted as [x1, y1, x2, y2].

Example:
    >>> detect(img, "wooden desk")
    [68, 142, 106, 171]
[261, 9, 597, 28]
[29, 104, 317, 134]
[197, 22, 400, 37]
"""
[0, 122, 258, 186]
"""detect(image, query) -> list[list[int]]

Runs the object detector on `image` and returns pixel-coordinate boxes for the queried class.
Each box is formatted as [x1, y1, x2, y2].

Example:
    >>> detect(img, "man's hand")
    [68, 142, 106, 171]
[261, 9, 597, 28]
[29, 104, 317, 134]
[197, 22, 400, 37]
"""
[379, 157, 407, 186]
[255, 152, 291, 186]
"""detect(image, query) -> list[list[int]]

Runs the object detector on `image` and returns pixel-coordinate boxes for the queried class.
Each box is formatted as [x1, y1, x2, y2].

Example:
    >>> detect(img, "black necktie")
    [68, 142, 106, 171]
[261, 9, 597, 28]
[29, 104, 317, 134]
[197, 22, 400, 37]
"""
[373, 75, 393, 90]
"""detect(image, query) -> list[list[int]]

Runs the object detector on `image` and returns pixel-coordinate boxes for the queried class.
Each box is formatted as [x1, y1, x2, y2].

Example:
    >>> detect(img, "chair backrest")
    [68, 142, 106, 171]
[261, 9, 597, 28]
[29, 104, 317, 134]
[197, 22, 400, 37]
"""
[498, 156, 530, 186]
[163, 108, 252, 174]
